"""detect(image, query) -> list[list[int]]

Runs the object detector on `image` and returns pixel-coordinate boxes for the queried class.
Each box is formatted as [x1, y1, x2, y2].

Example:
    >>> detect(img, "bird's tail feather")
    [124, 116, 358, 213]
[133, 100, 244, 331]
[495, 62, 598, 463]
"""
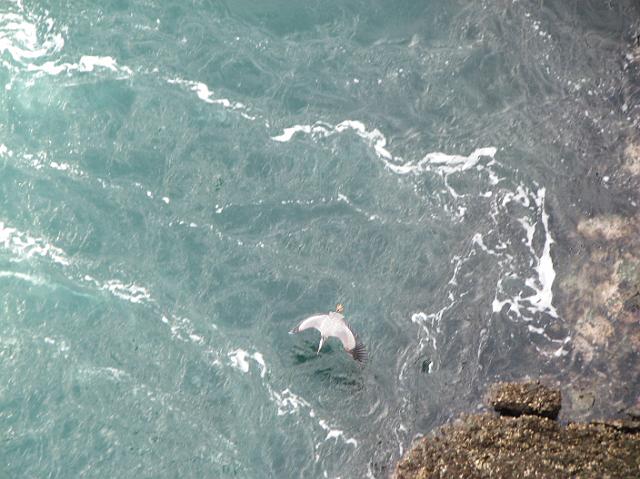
[350, 342, 368, 363]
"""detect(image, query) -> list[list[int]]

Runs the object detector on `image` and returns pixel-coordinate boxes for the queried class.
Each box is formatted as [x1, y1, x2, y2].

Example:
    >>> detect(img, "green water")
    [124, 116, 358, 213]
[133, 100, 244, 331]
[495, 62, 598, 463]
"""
[0, 0, 638, 477]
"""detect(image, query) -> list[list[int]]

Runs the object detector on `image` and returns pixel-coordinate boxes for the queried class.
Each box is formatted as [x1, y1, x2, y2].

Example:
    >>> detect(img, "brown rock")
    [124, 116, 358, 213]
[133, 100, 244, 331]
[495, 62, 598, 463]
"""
[486, 381, 561, 420]
[576, 215, 636, 242]
[394, 410, 640, 479]
[575, 314, 614, 347]
[624, 142, 640, 176]
[623, 291, 640, 313]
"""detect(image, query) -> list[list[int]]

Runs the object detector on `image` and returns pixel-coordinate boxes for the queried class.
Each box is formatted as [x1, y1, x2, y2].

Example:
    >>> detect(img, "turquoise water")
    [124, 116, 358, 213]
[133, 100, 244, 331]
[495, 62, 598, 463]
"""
[1, 0, 638, 477]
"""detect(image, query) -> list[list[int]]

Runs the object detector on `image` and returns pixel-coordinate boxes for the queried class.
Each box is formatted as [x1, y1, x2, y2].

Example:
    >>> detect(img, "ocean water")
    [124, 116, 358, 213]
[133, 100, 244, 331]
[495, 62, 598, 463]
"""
[1, 0, 639, 477]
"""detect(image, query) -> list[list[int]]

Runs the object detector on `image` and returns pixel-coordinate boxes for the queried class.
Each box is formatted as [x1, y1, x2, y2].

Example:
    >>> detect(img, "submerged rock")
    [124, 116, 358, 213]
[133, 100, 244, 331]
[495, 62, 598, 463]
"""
[394, 383, 640, 479]
[486, 381, 561, 419]
[558, 213, 640, 375]
[566, 386, 596, 415]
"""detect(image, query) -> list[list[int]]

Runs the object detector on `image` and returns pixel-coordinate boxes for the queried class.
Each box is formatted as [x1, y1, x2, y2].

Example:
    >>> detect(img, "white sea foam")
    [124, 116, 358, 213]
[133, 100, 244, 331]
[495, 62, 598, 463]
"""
[0, 221, 70, 265]
[491, 187, 558, 318]
[48, 160, 84, 177]
[78, 55, 119, 72]
[0, 270, 45, 285]
[502, 184, 530, 207]
[159, 314, 206, 344]
[83, 274, 152, 305]
[411, 308, 446, 355]
[103, 279, 151, 304]
[0, 9, 130, 82]
[318, 420, 358, 447]
[271, 120, 397, 167]
[518, 216, 536, 254]
[228, 349, 250, 373]
[472, 233, 500, 256]
[28, 55, 133, 77]
[271, 124, 314, 142]
[335, 192, 382, 222]
[411, 179, 564, 361]
[167, 78, 252, 117]
[228, 349, 267, 377]
[271, 388, 311, 416]
[271, 120, 497, 179]
[49, 161, 69, 171]
[266, 386, 358, 449]
[417, 147, 498, 175]
[448, 255, 463, 286]
[0, 11, 65, 65]
[41, 335, 70, 357]
[0, 144, 13, 156]
[526, 188, 557, 317]
[102, 366, 128, 381]
[252, 352, 267, 378]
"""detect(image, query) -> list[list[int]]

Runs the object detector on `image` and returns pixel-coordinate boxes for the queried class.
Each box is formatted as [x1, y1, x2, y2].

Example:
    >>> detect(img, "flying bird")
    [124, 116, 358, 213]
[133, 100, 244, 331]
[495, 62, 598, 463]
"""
[289, 304, 367, 363]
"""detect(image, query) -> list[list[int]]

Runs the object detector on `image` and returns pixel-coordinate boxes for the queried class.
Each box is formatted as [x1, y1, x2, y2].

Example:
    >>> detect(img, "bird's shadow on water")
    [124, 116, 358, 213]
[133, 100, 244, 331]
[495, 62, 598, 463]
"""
[290, 341, 365, 388]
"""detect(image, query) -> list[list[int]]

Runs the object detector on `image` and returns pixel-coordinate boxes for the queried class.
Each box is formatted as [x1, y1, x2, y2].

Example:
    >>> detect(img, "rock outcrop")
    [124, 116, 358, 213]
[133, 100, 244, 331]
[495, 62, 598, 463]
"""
[394, 382, 640, 479]
[486, 381, 561, 420]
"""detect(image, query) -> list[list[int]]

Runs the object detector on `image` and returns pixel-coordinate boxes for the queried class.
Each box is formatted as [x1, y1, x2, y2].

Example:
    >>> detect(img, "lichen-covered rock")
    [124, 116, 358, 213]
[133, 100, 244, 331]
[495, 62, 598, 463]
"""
[624, 142, 640, 176]
[624, 404, 640, 421]
[576, 215, 637, 242]
[486, 381, 561, 420]
[394, 413, 640, 479]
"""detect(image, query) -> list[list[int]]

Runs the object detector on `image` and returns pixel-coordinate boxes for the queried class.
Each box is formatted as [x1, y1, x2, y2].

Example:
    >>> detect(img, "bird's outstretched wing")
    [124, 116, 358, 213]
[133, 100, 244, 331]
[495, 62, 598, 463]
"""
[289, 314, 329, 334]
[334, 322, 367, 363]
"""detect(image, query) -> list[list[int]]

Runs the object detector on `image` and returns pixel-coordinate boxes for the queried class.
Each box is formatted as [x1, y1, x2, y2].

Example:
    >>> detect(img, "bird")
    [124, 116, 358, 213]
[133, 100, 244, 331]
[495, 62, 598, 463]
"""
[289, 304, 368, 363]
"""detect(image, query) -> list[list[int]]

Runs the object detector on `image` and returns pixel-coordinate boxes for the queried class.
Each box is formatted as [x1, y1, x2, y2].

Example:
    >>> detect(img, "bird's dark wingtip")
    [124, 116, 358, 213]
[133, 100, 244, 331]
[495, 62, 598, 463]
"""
[350, 342, 368, 364]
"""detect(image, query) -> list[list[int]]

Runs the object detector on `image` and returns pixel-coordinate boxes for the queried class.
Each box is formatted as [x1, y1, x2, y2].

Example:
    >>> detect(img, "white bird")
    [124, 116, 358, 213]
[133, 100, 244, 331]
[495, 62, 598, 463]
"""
[289, 304, 367, 363]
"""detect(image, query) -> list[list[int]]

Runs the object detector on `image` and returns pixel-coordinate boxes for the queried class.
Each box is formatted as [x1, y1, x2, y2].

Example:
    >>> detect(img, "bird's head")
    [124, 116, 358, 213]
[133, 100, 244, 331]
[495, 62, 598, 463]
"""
[335, 303, 344, 314]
